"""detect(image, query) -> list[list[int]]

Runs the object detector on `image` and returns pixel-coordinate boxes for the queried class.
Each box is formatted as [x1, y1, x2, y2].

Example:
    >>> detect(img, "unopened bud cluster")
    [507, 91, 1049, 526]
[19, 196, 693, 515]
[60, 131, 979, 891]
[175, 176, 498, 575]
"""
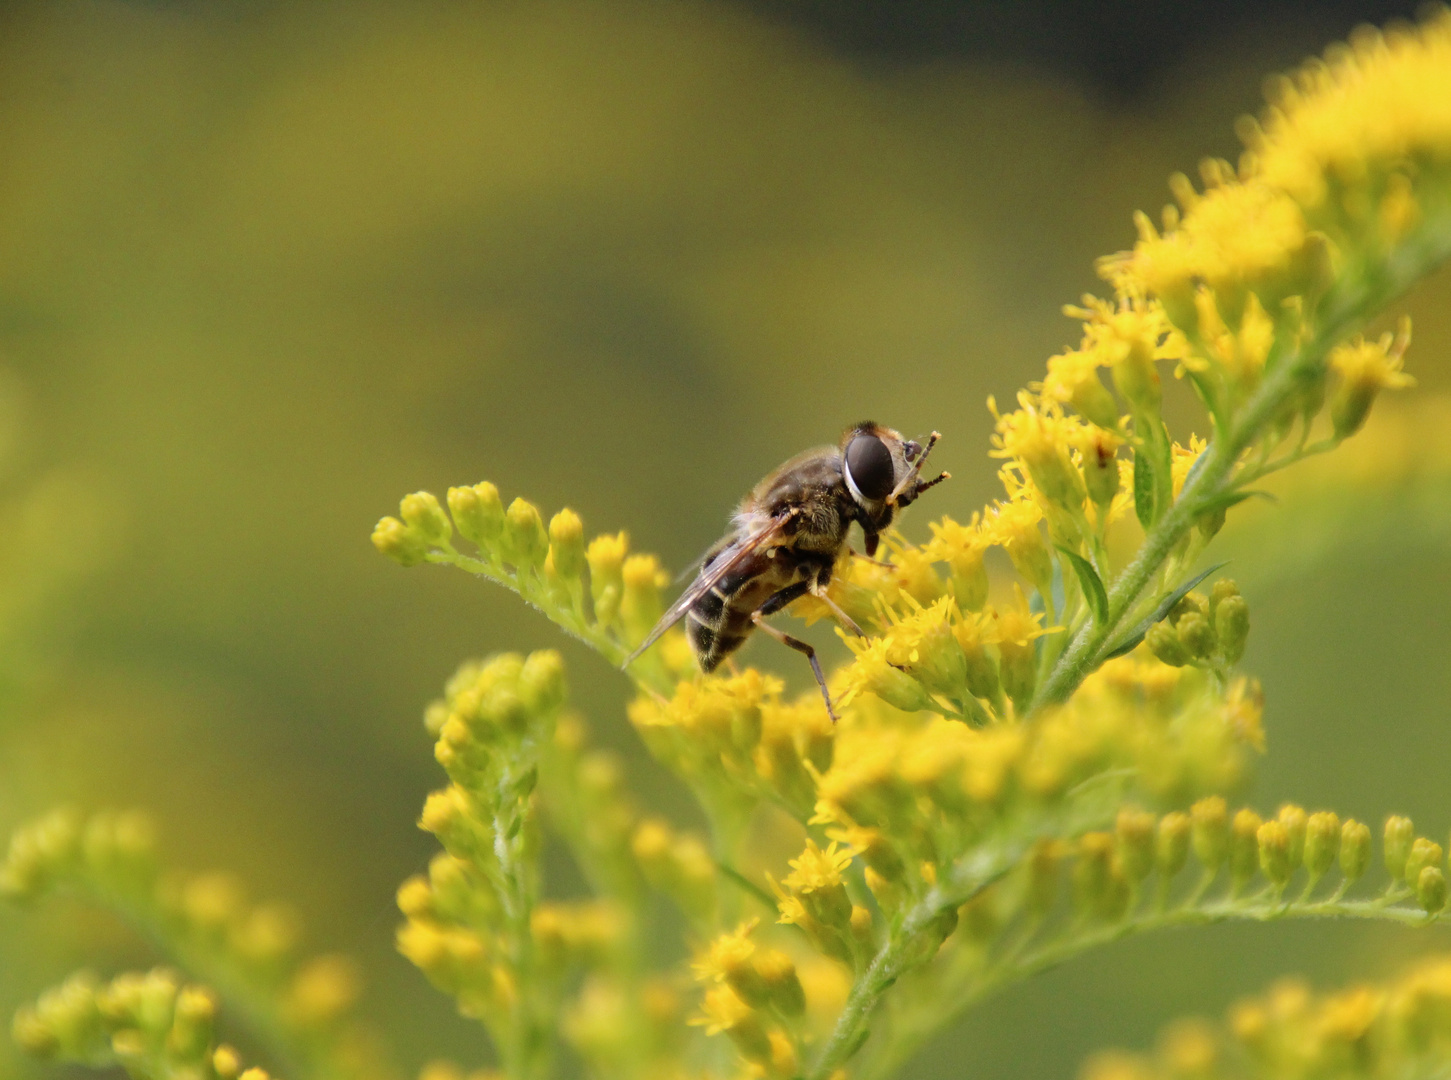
[12, 968, 268, 1080]
[1146, 581, 1251, 668]
[0, 808, 366, 1024]
[373, 487, 676, 671]
[1084, 952, 1451, 1080]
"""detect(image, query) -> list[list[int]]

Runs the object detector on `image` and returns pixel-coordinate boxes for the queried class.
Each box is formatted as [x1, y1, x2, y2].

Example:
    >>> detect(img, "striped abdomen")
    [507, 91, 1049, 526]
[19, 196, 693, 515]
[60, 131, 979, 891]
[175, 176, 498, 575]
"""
[686, 550, 802, 672]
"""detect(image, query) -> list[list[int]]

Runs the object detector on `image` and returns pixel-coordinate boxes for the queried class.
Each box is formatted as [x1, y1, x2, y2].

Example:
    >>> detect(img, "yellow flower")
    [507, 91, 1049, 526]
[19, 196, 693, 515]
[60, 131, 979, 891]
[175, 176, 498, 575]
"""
[691, 919, 758, 985]
[837, 636, 932, 714]
[876, 595, 968, 700]
[1039, 347, 1120, 430]
[981, 497, 1052, 592]
[924, 515, 990, 611]
[990, 392, 1089, 512]
[690, 985, 753, 1036]
[1329, 320, 1415, 438]
[780, 840, 855, 896]
[1170, 436, 1208, 500]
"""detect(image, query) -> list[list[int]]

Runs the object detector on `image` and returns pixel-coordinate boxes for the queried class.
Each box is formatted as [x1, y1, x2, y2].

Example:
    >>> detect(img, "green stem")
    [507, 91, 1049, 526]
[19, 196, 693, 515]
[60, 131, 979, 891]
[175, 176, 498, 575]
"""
[858, 889, 1436, 1079]
[1031, 224, 1451, 712]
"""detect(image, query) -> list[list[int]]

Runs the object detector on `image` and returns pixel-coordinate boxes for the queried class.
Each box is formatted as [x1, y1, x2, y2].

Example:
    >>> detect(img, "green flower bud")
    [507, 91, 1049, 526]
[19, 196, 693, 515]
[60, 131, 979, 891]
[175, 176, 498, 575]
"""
[1384, 815, 1416, 881]
[1417, 866, 1447, 915]
[447, 482, 505, 549]
[167, 986, 216, 1060]
[1191, 797, 1229, 873]
[1303, 811, 1341, 882]
[1340, 819, 1372, 884]
[1230, 809, 1263, 890]
[1146, 621, 1190, 667]
[1257, 821, 1292, 888]
[547, 509, 586, 580]
[518, 650, 566, 716]
[1403, 837, 1444, 889]
[1215, 595, 1250, 664]
[1177, 612, 1215, 660]
[400, 491, 452, 546]
[1156, 811, 1191, 880]
[752, 949, 805, 1018]
[1209, 578, 1240, 614]
[1072, 376, 1123, 432]
[998, 641, 1038, 714]
[502, 498, 548, 570]
[1111, 338, 1162, 418]
[1073, 833, 1127, 920]
[586, 532, 628, 628]
[1115, 808, 1156, 884]
[1169, 591, 1209, 622]
[371, 516, 428, 567]
[1276, 805, 1307, 870]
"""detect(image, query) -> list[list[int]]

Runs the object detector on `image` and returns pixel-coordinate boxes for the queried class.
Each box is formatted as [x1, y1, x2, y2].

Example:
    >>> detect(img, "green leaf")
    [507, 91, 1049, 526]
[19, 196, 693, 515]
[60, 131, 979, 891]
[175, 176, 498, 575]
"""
[1056, 546, 1109, 626]
[1132, 421, 1174, 529]
[1102, 563, 1227, 659]
[1132, 438, 1157, 530]
[1196, 488, 1278, 516]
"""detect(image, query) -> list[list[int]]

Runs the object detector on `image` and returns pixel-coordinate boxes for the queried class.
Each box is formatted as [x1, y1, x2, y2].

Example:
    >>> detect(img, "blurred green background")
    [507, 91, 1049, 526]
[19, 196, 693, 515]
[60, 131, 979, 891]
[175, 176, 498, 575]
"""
[2, 1, 1450, 1077]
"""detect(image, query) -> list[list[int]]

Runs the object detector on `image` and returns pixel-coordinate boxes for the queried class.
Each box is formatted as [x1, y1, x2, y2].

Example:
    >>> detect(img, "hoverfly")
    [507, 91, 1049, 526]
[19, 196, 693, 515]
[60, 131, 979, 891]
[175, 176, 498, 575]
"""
[623, 423, 947, 720]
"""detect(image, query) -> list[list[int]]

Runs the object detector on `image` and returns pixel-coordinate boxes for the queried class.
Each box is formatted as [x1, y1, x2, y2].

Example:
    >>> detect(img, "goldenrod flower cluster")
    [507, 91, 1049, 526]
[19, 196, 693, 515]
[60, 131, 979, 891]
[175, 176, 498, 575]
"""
[11, 13, 1451, 1080]
[1083, 953, 1451, 1080]
[1, 809, 385, 1080]
[13, 967, 272, 1080]
[353, 15, 1451, 1080]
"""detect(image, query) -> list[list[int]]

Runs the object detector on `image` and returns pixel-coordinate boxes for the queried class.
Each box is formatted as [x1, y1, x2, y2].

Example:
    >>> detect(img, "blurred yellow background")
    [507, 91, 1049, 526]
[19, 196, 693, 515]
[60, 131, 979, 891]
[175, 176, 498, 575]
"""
[2, 2, 1449, 1077]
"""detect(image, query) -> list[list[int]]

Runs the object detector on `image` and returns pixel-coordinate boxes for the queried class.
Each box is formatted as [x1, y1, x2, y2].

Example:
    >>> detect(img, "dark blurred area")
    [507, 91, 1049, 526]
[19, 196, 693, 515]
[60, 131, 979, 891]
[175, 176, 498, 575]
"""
[0, 1, 1448, 1078]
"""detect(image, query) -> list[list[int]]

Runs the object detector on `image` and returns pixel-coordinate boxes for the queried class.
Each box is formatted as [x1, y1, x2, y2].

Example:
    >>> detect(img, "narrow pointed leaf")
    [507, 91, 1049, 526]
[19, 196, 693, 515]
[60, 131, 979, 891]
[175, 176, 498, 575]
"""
[1103, 563, 1228, 659]
[1056, 546, 1109, 626]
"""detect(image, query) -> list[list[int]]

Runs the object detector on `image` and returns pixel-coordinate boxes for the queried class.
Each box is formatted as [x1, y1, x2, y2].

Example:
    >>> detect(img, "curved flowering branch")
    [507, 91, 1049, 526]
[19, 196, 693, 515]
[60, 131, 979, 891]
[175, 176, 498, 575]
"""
[0, 810, 388, 1080]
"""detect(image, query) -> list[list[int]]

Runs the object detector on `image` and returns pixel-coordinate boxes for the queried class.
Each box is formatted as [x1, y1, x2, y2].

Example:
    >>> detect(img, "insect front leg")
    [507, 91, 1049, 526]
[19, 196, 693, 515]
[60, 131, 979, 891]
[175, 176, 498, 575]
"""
[750, 608, 840, 723]
[807, 571, 864, 638]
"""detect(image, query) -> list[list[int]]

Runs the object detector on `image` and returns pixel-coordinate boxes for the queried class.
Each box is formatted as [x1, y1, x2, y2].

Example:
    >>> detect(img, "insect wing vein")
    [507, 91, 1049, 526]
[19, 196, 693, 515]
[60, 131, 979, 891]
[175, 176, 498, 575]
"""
[621, 513, 792, 668]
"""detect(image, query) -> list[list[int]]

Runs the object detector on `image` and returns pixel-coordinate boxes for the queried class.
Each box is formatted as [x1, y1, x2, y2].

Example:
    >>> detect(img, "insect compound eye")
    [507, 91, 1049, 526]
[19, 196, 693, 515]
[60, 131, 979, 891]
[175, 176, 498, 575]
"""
[844, 434, 896, 502]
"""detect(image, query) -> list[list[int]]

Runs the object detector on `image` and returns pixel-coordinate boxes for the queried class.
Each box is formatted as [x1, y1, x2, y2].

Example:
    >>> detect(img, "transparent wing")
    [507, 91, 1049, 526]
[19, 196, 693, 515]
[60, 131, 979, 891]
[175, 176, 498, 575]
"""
[621, 511, 793, 668]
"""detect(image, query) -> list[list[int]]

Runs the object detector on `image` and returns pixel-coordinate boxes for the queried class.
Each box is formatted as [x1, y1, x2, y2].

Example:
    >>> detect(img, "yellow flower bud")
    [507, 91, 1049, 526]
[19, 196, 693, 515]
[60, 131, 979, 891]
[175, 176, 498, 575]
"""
[546, 509, 586, 580]
[1191, 797, 1229, 874]
[750, 949, 805, 1018]
[502, 498, 548, 570]
[1230, 809, 1264, 890]
[1156, 812, 1191, 881]
[1115, 808, 1156, 884]
[586, 532, 628, 628]
[1145, 622, 1190, 667]
[518, 650, 566, 716]
[447, 482, 505, 549]
[372, 516, 428, 567]
[213, 1045, 242, 1080]
[1276, 805, 1307, 870]
[621, 554, 667, 645]
[1303, 811, 1341, 883]
[1214, 595, 1250, 664]
[1340, 819, 1371, 884]
[1257, 820, 1292, 888]
[1417, 866, 1447, 915]
[1384, 815, 1415, 881]
[400, 491, 452, 547]
[1403, 838, 1443, 889]
[1177, 612, 1214, 660]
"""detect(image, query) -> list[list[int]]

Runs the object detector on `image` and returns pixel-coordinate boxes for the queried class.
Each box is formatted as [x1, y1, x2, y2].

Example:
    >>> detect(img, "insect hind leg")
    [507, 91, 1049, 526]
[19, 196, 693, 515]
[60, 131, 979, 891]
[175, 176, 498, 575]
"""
[750, 610, 840, 723]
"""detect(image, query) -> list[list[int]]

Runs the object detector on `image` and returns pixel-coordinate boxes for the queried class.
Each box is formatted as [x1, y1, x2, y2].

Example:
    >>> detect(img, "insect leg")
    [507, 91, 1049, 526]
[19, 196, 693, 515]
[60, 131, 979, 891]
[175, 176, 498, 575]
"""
[756, 580, 811, 617]
[808, 576, 864, 638]
[750, 610, 840, 723]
